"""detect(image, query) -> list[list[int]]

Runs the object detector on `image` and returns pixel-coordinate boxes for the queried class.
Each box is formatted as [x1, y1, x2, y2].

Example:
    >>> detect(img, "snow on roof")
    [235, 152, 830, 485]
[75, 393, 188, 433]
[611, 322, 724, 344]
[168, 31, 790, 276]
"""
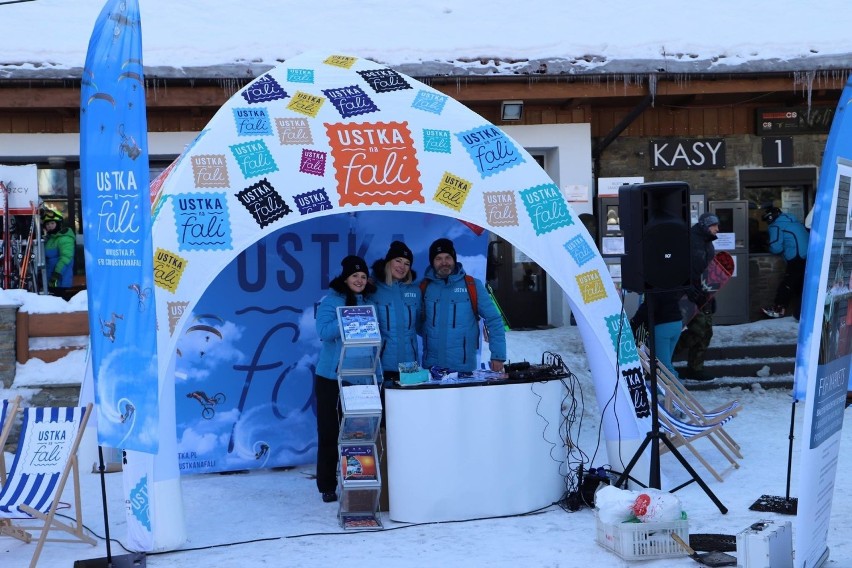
[3, 0, 852, 80]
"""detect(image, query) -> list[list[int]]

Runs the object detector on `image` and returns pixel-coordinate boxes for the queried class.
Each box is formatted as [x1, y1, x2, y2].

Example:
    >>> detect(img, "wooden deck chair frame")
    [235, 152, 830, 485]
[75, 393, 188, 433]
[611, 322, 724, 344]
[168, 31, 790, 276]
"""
[0, 395, 23, 485]
[637, 347, 743, 459]
[653, 394, 740, 483]
[637, 345, 742, 421]
[654, 364, 743, 458]
[0, 403, 96, 568]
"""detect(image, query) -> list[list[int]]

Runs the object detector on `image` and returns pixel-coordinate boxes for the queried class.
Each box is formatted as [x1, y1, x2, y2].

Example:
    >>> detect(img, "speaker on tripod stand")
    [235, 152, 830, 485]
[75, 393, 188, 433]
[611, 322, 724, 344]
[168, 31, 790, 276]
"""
[616, 181, 727, 513]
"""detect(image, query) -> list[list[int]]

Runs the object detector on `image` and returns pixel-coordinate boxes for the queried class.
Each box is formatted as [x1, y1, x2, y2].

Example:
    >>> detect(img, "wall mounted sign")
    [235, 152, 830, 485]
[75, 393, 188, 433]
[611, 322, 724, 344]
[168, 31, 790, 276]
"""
[762, 136, 794, 167]
[756, 107, 834, 135]
[649, 138, 726, 170]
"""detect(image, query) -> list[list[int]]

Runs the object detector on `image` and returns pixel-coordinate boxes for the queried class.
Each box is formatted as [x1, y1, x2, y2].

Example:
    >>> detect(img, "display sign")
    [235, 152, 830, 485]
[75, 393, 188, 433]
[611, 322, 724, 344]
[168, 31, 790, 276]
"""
[598, 176, 643, 197]
[649, 139, 725, 170]
[338, 305, 380, 342]
[762, 136, 794, 167]
[756, 107, 834, 135]
[0, 164, 38, 214]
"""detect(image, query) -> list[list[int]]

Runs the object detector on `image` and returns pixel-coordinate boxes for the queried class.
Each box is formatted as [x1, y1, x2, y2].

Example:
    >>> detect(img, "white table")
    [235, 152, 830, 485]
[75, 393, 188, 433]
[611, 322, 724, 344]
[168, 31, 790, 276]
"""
[385, 377, 567, 523]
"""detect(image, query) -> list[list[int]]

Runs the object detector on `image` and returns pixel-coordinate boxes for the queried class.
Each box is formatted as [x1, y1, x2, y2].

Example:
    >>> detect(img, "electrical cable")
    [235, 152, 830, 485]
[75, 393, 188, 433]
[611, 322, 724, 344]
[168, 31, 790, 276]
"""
[528, 352, 589, 510]
[60, 504, 561, 558]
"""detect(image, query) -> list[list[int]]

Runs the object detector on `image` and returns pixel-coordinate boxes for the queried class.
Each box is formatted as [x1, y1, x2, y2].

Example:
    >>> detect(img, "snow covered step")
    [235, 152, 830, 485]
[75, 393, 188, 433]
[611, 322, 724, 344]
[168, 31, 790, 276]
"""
[670, 341, 797, 387]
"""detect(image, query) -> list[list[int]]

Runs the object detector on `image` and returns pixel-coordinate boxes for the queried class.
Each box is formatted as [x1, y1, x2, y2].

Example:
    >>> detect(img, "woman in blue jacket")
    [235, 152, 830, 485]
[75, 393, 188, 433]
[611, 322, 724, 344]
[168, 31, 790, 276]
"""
[313, 255, 376, 503]
[369, 240, 423, 382]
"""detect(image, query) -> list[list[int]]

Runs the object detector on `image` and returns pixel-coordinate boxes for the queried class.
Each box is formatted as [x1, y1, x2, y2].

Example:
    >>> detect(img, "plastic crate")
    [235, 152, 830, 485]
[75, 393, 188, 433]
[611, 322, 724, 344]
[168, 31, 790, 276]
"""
[596, 514, 689, 560]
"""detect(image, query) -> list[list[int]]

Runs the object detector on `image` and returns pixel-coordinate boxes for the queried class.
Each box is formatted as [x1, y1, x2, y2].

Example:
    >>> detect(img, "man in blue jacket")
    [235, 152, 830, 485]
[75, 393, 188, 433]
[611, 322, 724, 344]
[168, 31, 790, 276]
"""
[421, 238, 506, 372]
[762, 206, 809, 319]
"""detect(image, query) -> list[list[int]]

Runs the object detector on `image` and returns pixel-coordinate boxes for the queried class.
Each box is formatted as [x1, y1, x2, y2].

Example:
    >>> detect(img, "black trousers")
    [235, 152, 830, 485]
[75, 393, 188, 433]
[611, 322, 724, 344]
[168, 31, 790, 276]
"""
[314, 375, 341, 494]
[775, 256, 806, 316]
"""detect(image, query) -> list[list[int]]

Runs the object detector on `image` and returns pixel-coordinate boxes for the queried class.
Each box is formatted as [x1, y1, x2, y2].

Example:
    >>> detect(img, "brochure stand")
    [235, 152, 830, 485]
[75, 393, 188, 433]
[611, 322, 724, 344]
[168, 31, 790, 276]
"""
[335, 305, 383, 530]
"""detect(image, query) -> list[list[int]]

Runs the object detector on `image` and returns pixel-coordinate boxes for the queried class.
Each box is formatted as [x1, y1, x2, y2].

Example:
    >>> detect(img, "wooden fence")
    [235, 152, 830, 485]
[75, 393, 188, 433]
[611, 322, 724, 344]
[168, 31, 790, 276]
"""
[16, 311, 89, 363]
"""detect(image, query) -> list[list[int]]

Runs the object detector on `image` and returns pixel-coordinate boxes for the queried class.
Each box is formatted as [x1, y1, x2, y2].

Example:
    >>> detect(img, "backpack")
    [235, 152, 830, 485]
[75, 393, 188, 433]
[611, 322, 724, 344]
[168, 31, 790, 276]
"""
[420, 275, 479, 319]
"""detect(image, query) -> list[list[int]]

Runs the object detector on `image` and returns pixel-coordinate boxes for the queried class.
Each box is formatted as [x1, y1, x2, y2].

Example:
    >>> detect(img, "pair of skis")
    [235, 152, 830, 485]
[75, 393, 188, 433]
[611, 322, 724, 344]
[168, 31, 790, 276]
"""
[18, 201, 38, 290]
[0, 184, 40, 292]
[1, 182, 9, 290]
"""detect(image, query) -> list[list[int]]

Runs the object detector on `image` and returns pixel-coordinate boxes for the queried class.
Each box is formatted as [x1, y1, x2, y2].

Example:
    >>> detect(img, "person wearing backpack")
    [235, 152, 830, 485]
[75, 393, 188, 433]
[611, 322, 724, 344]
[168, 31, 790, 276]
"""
[369, 240, 423, 382]
[420, 238, 506, 373]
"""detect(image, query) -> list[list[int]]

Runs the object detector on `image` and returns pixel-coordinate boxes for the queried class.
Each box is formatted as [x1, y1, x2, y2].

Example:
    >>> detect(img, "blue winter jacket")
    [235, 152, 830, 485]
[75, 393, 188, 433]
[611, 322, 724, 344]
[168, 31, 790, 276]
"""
[420, 262, 507, 372]
[314, 277, 377, 381]
[368, 260, 423, 373]
[767, 213, 809, 261]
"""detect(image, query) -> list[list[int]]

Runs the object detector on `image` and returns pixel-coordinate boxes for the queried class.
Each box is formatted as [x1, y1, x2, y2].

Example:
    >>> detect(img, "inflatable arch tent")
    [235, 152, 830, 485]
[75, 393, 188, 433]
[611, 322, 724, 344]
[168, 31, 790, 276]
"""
[135, 52, 652, 548]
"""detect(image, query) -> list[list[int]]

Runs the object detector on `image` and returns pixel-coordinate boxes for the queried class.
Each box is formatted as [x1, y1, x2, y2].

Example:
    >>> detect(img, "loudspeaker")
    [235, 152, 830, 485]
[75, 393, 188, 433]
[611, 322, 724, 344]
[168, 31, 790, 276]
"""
[619, 182, 691, 293]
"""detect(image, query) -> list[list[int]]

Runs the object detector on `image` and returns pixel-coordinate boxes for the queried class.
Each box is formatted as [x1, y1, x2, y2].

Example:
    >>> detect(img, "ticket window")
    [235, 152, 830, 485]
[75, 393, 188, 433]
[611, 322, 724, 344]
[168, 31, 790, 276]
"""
[709, 200, 750, 324]
[597, 197, 625, 257]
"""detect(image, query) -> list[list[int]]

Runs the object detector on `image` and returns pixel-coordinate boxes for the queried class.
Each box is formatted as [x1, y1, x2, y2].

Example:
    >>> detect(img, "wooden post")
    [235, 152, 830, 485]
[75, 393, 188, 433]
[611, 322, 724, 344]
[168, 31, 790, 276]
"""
[15, 310, 29, 365]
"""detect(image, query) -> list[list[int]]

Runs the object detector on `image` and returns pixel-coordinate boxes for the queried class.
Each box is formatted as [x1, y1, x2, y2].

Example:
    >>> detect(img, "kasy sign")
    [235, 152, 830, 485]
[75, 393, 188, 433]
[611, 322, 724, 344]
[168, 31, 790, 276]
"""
[649, 138, 726, 170]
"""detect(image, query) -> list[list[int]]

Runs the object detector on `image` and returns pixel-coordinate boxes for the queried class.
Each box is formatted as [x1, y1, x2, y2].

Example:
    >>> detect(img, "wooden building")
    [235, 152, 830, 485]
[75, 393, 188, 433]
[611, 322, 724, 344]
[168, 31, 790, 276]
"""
[0, 17, 848, 323]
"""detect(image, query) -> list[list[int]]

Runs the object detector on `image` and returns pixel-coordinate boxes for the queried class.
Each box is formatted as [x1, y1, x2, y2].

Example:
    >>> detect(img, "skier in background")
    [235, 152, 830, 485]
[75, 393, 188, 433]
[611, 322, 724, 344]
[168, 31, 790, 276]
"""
[761, 206, 809, 319]
[42, 207, 75, 292]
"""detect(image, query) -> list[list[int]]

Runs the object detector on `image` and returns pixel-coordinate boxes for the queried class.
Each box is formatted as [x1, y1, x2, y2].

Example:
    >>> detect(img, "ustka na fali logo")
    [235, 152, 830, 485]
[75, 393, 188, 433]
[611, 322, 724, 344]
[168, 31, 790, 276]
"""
[127, 474, 151, 531]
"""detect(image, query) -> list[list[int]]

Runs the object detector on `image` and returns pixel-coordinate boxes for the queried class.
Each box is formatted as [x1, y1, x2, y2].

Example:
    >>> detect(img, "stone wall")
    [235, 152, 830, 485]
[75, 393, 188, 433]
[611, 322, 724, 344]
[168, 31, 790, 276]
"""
[749, 254, 787, 320]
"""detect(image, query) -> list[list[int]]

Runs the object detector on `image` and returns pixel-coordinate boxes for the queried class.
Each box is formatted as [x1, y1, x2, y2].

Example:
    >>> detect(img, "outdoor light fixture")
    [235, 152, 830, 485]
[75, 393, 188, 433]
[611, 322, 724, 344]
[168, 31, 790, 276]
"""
[501, 100, 524, 121]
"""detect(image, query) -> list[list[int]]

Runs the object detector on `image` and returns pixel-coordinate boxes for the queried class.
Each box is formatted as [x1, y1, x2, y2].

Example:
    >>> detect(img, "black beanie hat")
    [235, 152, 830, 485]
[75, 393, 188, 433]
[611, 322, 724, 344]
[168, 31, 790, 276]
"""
[339, 255, 368, 279]
[384, 240, 413, 263]
[429, 238, 456, 264]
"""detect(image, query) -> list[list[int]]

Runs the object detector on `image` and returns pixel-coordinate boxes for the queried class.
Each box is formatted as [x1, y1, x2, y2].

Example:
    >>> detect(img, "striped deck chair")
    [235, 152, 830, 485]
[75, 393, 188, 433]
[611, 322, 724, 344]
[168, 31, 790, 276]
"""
[655, 395, 740, 483]
[1, 395, 23, 485]
[0, 403, 95, 568]
[638, 346, 743, 458]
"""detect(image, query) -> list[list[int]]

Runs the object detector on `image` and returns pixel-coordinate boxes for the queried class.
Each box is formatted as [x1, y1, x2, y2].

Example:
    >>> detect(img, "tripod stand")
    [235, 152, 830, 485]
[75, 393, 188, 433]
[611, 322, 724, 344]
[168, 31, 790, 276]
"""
[615, 292, 728, 514]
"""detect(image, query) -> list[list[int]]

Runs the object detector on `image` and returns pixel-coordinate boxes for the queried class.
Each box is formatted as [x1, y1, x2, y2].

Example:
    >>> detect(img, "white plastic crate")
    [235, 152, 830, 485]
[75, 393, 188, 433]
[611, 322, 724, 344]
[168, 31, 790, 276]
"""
[596, 514, 689, 561]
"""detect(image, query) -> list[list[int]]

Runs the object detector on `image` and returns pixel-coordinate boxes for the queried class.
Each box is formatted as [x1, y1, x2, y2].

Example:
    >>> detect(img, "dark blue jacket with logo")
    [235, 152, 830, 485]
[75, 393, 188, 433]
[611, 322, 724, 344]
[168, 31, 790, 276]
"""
[420, 262, 506, 372]
[368, 260, 423, 374]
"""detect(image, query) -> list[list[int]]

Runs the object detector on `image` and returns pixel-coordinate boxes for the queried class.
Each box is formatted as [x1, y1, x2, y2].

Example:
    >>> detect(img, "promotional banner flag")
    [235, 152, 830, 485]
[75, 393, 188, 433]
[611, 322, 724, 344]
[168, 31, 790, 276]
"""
[81, 1, 182, 551]
[790, 78, 852, 568]
[80, 0, 159, 453]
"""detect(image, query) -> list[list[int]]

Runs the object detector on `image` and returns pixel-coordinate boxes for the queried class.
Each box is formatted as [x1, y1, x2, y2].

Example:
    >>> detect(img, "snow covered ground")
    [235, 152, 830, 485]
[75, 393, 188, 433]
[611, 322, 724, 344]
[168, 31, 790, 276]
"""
[2, 293, 849, 567]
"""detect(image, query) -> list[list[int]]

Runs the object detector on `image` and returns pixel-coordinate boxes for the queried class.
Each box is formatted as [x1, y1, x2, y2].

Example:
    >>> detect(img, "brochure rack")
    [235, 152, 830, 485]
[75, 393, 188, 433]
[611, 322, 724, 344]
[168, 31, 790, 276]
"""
[336, 305, 383, 529]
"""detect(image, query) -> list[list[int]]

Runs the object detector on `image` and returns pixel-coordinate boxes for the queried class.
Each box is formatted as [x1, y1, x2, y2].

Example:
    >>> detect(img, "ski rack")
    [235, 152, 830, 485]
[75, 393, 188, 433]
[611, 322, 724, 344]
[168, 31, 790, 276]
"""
[335, 305, 383, 530]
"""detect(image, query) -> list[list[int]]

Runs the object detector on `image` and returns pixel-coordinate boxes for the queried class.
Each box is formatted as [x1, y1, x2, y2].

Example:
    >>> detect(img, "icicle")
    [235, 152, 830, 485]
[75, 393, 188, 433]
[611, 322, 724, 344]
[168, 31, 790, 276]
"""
[793, 71, 816, 117]
[648, 74, 658, 107]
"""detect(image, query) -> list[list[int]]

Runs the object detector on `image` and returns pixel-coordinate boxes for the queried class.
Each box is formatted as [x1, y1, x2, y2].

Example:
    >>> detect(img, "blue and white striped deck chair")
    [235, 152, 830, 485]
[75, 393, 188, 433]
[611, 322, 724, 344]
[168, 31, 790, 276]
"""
[0, 403, 95, 568]
[655, 396, 740, 483]
[638, 346, 743, 458]
[0, 395, 23, 485]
